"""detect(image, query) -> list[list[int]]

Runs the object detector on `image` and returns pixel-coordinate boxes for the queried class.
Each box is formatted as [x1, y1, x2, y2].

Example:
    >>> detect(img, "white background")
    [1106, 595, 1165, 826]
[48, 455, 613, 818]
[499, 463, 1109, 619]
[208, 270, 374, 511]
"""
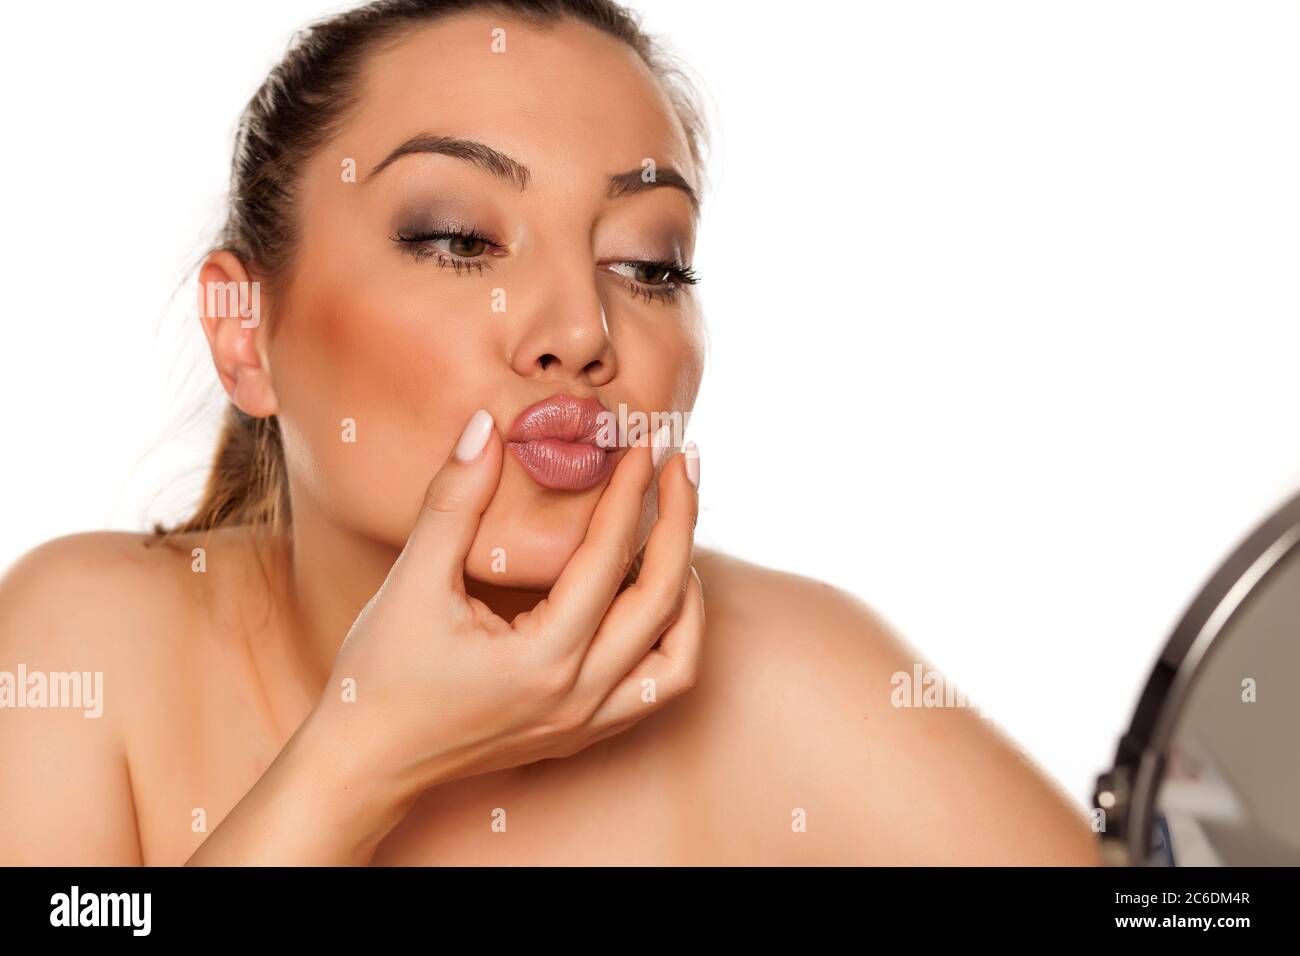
[1, 0, 1298, 809]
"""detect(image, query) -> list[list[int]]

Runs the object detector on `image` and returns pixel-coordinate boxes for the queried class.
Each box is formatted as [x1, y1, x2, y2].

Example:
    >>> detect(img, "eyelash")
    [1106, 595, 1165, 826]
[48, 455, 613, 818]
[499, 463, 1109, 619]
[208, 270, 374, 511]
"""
[391, 227, 700, 303]
[391, 227, 499, 276]
[618, 261, 700, 304]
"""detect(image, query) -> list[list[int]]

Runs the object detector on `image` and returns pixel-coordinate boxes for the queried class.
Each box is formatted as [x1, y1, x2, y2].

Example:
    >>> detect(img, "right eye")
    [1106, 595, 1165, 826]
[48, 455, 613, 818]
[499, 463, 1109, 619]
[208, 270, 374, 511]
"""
[391, 228, 501, 272]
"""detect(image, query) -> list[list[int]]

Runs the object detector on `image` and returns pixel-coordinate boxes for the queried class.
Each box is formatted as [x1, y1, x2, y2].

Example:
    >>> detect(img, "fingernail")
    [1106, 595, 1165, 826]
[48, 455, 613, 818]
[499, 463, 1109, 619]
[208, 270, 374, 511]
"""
[684, 441, 700, 487]
[455, 409, 494, 462]
[651, 424, 673, 467]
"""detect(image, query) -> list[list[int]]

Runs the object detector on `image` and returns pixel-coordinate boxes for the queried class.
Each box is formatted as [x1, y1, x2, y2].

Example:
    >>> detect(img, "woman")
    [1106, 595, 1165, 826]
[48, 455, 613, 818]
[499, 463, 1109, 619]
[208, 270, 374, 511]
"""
[0, 0, 1098, 865]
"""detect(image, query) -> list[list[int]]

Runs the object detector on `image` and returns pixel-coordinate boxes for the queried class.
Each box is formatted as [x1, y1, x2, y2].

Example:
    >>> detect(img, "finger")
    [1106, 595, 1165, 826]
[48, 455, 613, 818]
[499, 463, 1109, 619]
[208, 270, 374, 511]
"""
[586, 567, 705, 730]
[576, 446, 699, 689]
[575, 712, 648, 753]
[396, 408, 504, 595]
[527, 427, 661, 645]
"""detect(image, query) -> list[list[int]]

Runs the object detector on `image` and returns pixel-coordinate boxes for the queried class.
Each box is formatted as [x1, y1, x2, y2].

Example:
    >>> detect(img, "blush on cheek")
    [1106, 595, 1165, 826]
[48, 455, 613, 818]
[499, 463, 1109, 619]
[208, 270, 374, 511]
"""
[274, 282, 491, 547]
[276, 412, 418, 553]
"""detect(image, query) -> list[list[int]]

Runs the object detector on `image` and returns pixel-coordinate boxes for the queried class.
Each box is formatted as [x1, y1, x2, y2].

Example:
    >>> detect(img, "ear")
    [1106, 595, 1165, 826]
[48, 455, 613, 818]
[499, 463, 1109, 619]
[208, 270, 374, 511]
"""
[197, 251, 279, 418]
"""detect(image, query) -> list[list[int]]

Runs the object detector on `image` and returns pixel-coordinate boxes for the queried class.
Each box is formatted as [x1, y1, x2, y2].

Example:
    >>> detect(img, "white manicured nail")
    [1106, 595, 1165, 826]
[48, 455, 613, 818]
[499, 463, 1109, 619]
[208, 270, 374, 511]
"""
[651, 424, 672, 467]
[684, 441, 700, 487]
[455, 409, 494, 462]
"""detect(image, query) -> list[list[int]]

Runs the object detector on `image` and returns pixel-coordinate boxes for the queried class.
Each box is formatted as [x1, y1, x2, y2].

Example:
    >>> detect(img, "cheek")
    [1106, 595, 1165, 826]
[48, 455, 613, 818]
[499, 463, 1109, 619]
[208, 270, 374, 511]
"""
[680, 316, 706, 408]
[644, 309, 705, 420]
[269, 282, 489, 547]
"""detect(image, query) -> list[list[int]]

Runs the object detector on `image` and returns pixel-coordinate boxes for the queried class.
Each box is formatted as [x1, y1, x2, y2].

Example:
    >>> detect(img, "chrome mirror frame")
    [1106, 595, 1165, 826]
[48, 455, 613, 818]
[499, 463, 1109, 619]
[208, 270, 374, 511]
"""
[1093, 488, 1300, 866]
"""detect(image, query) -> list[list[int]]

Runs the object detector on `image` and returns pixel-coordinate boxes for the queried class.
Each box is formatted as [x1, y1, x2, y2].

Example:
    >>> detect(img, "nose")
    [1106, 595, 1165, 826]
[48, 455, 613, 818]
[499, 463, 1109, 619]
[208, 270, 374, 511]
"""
[507, 266, 618, 387]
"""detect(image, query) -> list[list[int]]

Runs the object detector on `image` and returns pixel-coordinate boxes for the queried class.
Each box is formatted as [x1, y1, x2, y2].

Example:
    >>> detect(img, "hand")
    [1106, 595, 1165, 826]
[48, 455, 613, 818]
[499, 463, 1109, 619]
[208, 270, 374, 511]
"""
[310, 408, 704, 804]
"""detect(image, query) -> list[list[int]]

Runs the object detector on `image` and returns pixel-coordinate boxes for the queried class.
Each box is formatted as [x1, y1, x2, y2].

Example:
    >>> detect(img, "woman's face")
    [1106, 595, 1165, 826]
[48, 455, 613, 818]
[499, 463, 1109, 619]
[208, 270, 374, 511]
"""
[264, 12, 703, 589]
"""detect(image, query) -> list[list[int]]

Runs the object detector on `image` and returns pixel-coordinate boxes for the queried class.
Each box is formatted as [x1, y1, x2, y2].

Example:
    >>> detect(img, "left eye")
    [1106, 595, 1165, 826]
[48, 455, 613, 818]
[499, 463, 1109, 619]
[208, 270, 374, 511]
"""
[632, 263, 673, 284]
[608, 262, 682, 285]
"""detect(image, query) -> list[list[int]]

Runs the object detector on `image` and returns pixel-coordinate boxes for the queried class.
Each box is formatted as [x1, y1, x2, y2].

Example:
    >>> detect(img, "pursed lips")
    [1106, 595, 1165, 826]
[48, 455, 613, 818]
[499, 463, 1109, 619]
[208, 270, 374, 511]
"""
[506, 393, 618, 491]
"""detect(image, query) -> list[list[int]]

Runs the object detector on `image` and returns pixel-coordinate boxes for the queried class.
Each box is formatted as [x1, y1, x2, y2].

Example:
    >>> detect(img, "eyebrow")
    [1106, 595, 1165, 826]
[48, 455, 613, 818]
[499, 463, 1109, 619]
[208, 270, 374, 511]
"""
[366, 133, 699, 212]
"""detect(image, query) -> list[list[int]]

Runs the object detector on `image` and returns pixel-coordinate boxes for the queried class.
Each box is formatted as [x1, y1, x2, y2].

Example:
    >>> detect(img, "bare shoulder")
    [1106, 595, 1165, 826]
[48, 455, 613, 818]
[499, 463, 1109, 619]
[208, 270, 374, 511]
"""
[678, 548, 1100, 865]
[0, 527, 269, 728]
[0, 531, 193, 665]
[0, 523, 278, 617]
[0, 531, 207, 863]
[1, 529, 224, 724]
[692, 548, 892, 649]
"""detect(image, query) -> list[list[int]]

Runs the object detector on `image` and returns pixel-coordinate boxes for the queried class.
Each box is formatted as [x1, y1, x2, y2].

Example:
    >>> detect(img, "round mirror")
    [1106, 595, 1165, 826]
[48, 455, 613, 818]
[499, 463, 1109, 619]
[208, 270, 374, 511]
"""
[1095, 490, 1300, 865]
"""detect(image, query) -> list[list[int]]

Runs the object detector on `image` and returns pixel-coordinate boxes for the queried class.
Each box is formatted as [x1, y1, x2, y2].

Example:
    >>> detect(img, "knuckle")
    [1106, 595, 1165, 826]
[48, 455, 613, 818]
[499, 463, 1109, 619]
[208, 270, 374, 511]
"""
[644, 575, 689, 633]
[671, 659, 700, 695]
[680, 660, 702, 692]
[603, 539, 637, 579]
[552, 733, 593, 759]
[533, 660, 578, 702]
[549, 697, 594, 735]
[674, 632, 704, 693]
[667, 574, 691, 617]
[687, 570, 705, 620]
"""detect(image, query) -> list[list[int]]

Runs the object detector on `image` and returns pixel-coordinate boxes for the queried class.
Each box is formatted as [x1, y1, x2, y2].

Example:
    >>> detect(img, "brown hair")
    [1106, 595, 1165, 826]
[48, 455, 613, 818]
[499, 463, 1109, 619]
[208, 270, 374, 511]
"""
[160, 0, 708, 539]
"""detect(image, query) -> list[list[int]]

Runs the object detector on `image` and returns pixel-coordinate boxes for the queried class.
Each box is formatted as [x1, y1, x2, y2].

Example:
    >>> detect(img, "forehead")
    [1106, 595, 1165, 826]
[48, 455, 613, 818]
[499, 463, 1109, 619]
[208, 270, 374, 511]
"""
[340, 12, 696, 193]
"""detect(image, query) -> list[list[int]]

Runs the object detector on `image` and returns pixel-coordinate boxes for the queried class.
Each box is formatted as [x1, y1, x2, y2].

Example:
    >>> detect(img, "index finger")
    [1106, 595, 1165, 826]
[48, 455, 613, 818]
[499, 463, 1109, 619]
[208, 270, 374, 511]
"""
[395, 408, 505, 598]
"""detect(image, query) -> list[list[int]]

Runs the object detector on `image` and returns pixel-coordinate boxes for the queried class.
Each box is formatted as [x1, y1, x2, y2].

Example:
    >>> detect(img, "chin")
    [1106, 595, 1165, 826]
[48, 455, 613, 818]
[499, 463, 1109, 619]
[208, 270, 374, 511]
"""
[463, 511, 590, 591]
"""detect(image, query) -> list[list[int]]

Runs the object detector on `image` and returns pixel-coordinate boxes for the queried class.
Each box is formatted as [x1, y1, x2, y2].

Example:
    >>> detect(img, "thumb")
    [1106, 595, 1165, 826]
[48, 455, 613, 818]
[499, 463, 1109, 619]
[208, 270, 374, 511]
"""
[398, 408, 503, 594]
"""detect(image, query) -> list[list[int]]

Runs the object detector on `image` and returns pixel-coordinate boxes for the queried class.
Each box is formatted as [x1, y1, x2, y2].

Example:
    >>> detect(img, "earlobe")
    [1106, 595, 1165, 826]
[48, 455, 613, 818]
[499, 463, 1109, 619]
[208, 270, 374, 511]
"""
[196, 250, 279, 418]
[231, 367, 279, 418]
